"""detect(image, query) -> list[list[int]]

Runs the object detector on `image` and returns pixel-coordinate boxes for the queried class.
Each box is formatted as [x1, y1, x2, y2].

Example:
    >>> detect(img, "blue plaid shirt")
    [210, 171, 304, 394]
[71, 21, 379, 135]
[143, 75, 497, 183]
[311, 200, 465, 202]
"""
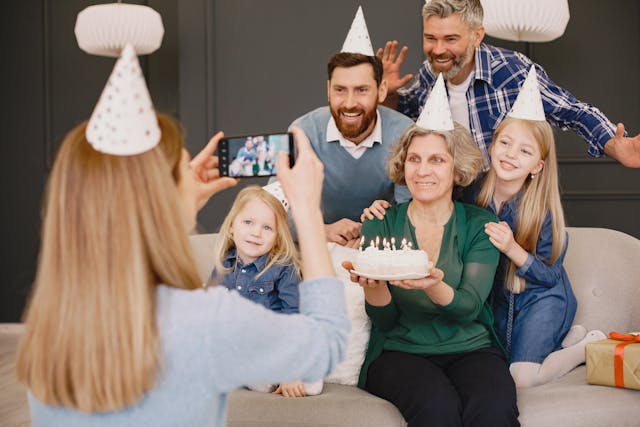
[398, 43, 617, 166]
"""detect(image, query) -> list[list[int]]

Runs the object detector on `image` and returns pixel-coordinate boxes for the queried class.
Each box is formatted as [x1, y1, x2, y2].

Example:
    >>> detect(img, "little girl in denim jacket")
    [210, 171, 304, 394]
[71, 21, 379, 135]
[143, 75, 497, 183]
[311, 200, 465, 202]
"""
[210, 184, 323, 397]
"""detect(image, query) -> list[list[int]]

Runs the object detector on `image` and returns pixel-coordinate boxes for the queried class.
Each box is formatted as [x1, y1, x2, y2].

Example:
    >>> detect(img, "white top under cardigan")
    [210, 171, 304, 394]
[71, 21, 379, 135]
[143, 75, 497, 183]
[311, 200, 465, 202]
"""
[27, 277, 349, 427]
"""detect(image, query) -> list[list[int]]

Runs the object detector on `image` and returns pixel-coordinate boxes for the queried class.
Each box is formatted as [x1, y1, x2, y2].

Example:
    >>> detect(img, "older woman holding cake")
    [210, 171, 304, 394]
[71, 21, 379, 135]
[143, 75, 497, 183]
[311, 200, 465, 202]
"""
[344, 75, 518, 427]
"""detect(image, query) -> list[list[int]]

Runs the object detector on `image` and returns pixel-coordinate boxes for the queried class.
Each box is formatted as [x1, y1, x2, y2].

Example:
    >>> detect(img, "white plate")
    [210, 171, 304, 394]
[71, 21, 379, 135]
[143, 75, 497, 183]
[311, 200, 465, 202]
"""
[350, 270, 430, 281]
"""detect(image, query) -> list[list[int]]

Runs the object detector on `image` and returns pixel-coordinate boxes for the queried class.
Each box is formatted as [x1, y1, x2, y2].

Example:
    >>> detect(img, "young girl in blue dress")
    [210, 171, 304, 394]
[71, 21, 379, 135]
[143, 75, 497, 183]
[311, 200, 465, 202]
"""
[211, 184, 324, 397]
[473, 67, 607, 386]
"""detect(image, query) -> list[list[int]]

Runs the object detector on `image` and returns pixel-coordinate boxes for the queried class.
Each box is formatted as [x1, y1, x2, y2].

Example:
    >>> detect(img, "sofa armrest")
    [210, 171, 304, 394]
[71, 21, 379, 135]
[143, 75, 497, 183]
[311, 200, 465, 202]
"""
[565, 227, 640, 333]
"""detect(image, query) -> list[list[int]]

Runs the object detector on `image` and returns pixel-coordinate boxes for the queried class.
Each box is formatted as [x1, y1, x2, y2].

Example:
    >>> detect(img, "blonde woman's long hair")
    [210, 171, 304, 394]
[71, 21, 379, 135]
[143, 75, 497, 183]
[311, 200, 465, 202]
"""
[477, 117, 566, 294]
[16, 119, 202, 412]
[213, 186, 300, 280]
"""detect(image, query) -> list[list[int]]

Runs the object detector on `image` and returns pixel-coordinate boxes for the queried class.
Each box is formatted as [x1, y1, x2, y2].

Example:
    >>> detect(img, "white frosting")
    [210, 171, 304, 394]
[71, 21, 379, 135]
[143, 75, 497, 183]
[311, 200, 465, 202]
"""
[353, 246, 430, 276]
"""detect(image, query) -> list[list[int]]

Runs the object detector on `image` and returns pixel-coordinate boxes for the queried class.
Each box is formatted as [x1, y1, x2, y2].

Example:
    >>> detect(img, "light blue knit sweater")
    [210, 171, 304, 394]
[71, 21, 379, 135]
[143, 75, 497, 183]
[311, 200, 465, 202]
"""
[27, 278, 349, 427]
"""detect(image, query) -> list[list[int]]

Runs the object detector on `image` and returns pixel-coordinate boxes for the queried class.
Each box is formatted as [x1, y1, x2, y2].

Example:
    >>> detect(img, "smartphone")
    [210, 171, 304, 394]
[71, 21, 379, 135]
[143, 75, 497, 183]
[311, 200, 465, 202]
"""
[218, 132, 295, 178]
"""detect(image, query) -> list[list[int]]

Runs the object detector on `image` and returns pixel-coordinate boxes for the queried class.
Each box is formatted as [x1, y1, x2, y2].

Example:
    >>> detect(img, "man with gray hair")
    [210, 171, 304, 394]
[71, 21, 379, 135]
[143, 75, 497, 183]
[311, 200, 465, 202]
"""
[381, 0, 640, 168]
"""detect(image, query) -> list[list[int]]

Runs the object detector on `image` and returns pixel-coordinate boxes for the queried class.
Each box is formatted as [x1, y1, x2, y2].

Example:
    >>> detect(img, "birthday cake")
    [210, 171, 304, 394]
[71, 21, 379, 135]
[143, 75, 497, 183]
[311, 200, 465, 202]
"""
[353, 238, 431, 278]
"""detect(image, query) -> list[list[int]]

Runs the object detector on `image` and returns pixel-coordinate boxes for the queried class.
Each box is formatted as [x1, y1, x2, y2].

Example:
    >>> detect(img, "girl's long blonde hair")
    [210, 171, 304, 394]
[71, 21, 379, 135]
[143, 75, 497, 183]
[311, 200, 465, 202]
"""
[477, 117, 566, 294]
[16, 118, 202, 412]
[213, 186, 300, 280]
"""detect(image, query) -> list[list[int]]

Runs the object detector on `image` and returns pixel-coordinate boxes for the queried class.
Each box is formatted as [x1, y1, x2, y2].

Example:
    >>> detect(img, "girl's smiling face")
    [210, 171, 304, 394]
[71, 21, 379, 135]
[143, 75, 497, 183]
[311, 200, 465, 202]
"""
[491, 121, 544, 185]
[230, 198, 278, 265]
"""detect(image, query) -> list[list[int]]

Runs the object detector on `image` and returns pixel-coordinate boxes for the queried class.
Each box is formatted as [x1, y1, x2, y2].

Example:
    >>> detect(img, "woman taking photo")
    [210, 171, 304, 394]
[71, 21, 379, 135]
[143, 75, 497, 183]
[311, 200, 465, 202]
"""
[16, 45, 348, 426]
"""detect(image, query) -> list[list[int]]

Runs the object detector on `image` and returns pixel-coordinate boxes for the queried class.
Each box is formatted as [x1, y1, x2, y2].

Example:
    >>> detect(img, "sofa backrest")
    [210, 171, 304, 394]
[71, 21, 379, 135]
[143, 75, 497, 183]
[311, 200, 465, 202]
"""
[190, 233, 218, 283]
[189, 227, 640, 333]
[565, 227, 640, 334]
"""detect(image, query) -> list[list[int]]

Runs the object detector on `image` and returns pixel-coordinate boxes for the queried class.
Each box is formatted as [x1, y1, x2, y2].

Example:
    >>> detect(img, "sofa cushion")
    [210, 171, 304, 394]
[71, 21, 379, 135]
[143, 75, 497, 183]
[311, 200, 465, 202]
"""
[518, 366, 640, 426]
[324, 243, 370, 386]
[227, 383, 406, 427]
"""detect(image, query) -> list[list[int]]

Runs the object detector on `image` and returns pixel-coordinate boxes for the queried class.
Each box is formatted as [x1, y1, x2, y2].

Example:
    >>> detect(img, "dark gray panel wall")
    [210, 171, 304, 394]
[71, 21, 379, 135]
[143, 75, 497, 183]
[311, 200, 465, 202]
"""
[181, 0, 639, 237]
[2, 0, 639, 322]
[190, 0, 427, 231]
[0, 0, 177, 322]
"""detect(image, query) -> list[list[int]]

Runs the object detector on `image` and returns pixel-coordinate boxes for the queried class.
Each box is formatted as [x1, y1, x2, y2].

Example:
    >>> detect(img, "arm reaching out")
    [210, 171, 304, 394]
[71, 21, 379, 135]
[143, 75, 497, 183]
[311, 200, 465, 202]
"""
[361, 200, 391, 222]
[603, 123, 640, 168]
[377, 41, 413, 109]
[325, 219, 362, 246]
[277, 126, 333, 279]
[190, 131, 238, 210]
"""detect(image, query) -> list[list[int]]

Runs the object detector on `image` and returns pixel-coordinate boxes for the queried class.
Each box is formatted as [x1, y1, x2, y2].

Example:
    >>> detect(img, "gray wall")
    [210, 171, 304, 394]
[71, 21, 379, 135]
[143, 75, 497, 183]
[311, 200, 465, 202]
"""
[2, 0, 639, 321]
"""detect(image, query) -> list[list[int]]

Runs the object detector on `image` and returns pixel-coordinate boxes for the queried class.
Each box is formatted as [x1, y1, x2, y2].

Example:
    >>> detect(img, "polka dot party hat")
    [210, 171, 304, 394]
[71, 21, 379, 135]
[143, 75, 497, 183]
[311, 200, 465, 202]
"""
[263, 181, 289, 211]
[416, 73, 454, 131]
[86, 43, 160, 156]
[507, 65, 546, 121]
[341, 6, 374, 56]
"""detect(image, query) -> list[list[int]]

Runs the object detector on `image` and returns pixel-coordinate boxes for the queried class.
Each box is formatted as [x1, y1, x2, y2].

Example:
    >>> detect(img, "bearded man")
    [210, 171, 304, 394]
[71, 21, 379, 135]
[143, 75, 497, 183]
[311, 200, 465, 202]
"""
[290, 52, 413, 246]
[381, 0, 640, 168]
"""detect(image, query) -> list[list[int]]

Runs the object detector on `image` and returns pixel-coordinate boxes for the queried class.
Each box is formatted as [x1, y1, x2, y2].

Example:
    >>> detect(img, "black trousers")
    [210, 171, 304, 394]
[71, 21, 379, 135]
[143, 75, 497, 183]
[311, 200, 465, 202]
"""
[365, 347, 519, 427]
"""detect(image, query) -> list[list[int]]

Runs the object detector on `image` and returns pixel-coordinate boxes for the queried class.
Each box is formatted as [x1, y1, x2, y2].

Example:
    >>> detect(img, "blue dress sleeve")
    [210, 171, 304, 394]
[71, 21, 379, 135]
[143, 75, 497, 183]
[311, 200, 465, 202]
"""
[516, 212, 568, 288]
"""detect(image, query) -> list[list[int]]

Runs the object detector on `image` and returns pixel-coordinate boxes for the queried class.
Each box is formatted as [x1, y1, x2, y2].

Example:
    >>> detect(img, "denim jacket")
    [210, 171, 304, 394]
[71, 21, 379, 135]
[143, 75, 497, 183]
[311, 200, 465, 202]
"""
[488, 192, 577, 361]
[489, 194, 569, 289]
[213, 249, 300, 314]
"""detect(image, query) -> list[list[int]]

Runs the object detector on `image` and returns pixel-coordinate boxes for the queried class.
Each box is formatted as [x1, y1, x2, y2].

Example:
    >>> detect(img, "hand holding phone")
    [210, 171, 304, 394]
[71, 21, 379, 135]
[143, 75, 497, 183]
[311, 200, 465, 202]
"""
[218, 132, 295, 178]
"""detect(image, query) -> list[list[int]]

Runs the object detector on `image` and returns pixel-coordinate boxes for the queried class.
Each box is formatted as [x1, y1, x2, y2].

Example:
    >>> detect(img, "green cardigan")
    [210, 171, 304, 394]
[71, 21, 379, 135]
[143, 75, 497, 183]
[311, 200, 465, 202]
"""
[357, 201, 503, 388]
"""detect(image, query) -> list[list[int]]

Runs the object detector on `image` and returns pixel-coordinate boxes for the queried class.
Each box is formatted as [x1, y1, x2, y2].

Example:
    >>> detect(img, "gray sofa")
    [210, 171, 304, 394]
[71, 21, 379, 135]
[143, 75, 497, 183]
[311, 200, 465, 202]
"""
[190, 227, 640, 427]
[2, 228, 638, 426]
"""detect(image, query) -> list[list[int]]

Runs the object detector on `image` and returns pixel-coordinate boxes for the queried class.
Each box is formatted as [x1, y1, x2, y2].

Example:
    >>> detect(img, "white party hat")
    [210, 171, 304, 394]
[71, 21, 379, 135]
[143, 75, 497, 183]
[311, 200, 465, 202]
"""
[86, 43, 161, 155]
[341, 6, 374, 56]
[507, 66, 546, 121]
[416, 74, 454, 131]
[263, 181, 289, 211]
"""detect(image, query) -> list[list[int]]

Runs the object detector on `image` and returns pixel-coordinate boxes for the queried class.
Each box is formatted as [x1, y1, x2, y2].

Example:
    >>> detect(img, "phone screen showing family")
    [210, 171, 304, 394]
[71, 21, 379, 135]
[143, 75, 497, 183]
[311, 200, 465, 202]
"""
[222, 134, 291, 177]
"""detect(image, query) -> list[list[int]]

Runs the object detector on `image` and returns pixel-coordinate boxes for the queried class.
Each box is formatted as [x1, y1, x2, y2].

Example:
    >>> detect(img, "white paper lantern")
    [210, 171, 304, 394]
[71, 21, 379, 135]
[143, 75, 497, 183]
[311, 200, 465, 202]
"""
[75, 3, 164, 57]
[480, 0, 570, 42]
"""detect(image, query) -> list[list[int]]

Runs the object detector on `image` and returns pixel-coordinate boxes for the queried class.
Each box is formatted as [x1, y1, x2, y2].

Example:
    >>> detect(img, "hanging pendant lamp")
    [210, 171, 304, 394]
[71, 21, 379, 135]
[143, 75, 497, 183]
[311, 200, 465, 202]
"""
[480, 0, 570, 42]
[75, 2, 164, 57]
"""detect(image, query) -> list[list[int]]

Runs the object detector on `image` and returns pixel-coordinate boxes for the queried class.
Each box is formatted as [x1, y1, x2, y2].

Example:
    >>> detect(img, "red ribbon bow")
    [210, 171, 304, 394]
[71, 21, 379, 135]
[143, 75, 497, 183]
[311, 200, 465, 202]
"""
[608, 331, 640, 388]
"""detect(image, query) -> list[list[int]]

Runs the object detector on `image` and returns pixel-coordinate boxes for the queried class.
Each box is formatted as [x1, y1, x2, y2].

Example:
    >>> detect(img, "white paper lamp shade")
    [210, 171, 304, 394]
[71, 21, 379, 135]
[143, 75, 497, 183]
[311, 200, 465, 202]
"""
[416, 74, 454, 131]
[86, 44, 161, 156]
[480, 0, 570, 42]
[341, 6, 375, 56]
[75, 3, 164, 57]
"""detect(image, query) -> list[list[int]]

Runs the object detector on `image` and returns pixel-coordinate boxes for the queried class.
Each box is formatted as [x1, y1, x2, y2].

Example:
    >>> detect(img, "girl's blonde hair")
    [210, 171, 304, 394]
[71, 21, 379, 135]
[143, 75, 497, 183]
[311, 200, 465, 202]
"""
[16, 118, 202, 412]
[477, 117, 566, 294]
[213, 186, 300, 280]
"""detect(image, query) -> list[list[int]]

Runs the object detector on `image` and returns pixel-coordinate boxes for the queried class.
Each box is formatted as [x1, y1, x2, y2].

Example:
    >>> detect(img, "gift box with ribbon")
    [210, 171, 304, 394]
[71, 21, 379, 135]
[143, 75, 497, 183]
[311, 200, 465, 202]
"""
[586, 331, 640, 390]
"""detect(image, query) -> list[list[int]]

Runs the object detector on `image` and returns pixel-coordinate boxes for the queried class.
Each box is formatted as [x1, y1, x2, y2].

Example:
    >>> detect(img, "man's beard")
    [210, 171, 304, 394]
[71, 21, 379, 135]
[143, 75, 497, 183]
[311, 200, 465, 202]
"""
[330, 106, 377, 141]
[427, 37, 475, 81]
